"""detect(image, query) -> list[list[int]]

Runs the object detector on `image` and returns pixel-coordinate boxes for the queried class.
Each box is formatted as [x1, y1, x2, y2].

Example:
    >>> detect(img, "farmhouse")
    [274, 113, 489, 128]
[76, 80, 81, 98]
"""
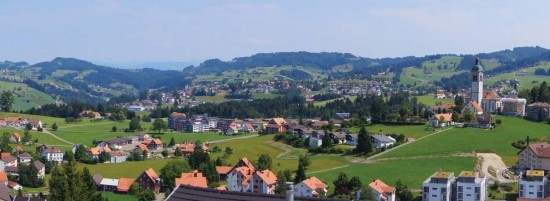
[9, 133, 20, 143]
[177, 142, 209, 156]
[141, 139, 163, 150]
[88, 147, 112, 159]
[519, 142, 550, 170]
[36, 144, 63, 162]
[293, 176, 328, 197]
[265, 118, 287, 134]
[117, 178, 135, 193]
[135, 168, 161, 193]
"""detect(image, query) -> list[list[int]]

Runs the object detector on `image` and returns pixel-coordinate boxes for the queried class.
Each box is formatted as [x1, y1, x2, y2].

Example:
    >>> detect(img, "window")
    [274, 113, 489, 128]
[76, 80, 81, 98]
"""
[475, 187, 480, 193]
[458, 186, 463, 192]
[432, 195, 437, 197]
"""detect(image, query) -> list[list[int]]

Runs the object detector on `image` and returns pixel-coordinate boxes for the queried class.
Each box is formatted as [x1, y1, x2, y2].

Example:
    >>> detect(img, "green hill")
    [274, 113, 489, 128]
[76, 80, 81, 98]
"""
[0, 81, 55, 111]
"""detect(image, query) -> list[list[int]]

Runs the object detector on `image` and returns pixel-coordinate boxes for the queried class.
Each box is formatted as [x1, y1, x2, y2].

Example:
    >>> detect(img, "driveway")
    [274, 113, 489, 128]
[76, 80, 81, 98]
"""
[477, 153, 516, 183]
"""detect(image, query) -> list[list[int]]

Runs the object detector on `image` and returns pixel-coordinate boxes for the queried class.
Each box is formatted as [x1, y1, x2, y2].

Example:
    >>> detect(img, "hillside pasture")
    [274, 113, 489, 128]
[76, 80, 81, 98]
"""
[0, 81, 55, 111]
[485, 62, 550, 90]
[415, 94, 455, 106]
[51, 120, 153, 146]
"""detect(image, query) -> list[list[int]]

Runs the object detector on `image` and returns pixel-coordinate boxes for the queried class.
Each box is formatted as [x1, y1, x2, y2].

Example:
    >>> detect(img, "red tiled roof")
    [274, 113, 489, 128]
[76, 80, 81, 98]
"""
[470, 101, 483, 112]
[216, 166, 233, 175]
[433, 113, 453, 122]
[0, 153, 11, 159]
[144, 168, 159, 180]
[136, 144, 150, 152]
[270, 118, 286, 126]
[12, 132, 20, 139]
[369, 179, 395, 195]
[255, 169, 277, 185]
[483, 88, 500, 100]
[175, 170, 208, 188]
[0, 172, 7, 182]
[300, 177, 327, 191]
[527, 142, 550, 158]
[117, 178, 134, 192]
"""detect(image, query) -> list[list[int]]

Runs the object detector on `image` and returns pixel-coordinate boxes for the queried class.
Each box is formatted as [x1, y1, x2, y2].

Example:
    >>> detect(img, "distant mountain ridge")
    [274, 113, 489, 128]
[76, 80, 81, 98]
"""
[1, 46, 549, 104]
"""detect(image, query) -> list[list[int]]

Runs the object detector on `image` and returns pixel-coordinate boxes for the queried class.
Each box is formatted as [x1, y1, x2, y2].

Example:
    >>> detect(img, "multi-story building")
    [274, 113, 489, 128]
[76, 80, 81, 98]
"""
[456, 171, 487, 201]
[526, 102, 550, 122]
[518, 142, 550, 170]
[185, 119, 209, 133]
[500, 98, 527, 117]
[518, 170, 549, 199]
[423, 172, 455, 201]
[249, 169, 277, 194]
[168, 112, 186, 129]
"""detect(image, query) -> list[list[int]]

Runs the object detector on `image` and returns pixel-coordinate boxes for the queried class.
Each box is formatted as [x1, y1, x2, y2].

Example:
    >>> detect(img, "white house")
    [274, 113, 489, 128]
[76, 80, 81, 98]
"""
[17, 153, 32, 164]
[249, 169, 277, 194]
[422, 172, 455, 201]
[456, 171, 487, 201]
[308, 131, 323, 147]
[371, 135, 396, 148]
[227, 166, 253, 192]
[368, 179, 395, 201]
[186, 120, 209, 133]
[41, 147, 64, 162]
[428, 113, 454, 128]
[128, 105, 145, 111]
[294, 177, 328, 197]
[109, 151, 127, 163]
[519, 170, 548, 199]
[0, 157, 17, 171]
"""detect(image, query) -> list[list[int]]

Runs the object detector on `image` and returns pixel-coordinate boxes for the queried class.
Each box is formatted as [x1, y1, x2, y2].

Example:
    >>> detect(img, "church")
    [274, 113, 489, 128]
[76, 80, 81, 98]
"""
[463, 58, 526, 116]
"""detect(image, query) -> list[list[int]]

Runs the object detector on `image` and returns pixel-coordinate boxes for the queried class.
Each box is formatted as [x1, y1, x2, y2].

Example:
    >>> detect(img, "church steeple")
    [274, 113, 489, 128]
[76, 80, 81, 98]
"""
[471, 58, 483, 104]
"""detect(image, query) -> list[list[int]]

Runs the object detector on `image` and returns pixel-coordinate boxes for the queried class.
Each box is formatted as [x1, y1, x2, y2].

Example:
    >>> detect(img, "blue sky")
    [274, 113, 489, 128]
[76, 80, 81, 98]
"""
[1, 1, 549, 64]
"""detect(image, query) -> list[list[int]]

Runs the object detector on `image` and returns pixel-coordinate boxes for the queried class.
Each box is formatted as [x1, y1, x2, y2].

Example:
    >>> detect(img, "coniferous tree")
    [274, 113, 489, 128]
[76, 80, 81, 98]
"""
[174, 147, 182, 157]
[49, 165, 69, 201]
[169, 137, 176, 147]
[22, 129, 32, 144]
[333, 172, 350, 196]
[355, 126, 372, 154]
[51, 122, 58, 131]
[294, 163, 307, 184]
[298, 154, 311, 170]
[274, 170, 289, 195]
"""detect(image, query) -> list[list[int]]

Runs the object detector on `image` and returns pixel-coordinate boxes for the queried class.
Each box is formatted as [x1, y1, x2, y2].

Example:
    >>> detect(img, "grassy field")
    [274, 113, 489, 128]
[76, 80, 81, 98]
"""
[154, 132, 256, 144]
[51, 120, 153, 146]
[0, 81, 55, 111]
[79, 158, 184, 178]
[194, 65, 327, 84]
[415, 94, 455, 106]
[101, 192, 138, 201]
[252, 93, 282, 99]
[380, 116, 549, 166]
[349, 124, 433, 139]
[485, 62, 550, 90]
[194, 93, 229, 103]
[400, 56, 466, 85]
[311, 156, 475, 190]
[210, 135, 349, 173]
[0, 112, 91, 128]
[314, 96, 357, 107]
[0, 127, 73, 152]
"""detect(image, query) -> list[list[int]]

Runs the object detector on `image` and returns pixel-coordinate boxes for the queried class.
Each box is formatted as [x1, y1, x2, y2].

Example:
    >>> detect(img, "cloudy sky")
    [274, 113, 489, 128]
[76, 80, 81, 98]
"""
[1, 1, 549, 65]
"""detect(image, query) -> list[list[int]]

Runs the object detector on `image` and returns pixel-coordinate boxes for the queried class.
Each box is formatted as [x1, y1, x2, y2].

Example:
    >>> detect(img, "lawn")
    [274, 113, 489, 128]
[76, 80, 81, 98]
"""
[79, 158, 184, 178]
[252, 93, 282, 99]
[415, 95, 455, 106]
[153, 132, 256, 144]
[0, 127, 73, 151]
[349, 124, 433, 139]
[311, 156, 475, 190]
[51, 120, 153, 146]
[0, 112, 67, 128]
[210, 135, 349, 173]
[485, 62, 550, 90]
[379, 116, 550, 166]
[314, 96, 357, 107]
[194, 93, 229, 103]
[101, 192, 138, 201]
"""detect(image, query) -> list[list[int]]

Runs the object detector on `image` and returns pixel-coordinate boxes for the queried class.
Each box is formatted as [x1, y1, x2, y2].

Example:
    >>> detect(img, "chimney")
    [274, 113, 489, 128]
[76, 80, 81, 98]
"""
[285, 182, 294, 201]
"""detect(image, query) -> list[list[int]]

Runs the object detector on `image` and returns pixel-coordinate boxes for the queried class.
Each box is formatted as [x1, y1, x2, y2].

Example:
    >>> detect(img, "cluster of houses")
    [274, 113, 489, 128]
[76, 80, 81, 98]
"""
[93, 168, 162, 193]
[0, 116, 42, 130]
[0, 149, 46, 195]
[168, 112, 258, 134]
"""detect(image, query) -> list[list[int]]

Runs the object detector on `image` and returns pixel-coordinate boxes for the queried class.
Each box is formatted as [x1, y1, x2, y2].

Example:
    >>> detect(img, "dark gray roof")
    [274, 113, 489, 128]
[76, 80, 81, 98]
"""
[0, 182, 11, 201]
[34, 161, 45, 170]
[166, 185, 347, 201]
[371, 135, 396, 143]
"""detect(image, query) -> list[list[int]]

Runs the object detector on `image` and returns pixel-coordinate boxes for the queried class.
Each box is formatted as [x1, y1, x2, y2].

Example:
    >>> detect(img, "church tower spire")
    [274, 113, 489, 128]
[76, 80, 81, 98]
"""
[471, 58, 483, 104]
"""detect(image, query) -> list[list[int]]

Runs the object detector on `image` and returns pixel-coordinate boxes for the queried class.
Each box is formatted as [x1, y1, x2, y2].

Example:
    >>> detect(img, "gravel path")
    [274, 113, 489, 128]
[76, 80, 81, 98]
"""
[477, 153, 515, 183]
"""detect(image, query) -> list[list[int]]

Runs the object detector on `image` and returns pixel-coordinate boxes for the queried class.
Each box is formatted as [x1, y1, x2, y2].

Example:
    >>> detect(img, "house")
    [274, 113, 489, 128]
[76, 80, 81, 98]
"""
[456, 171, 487, 201]
[168, 112, 187, 129]
[96, 138, 132, 149]
[329, 131, 347, 144]
[117, 178, 135, 193]
[0, 182, 10, 201]
[345, 134, 358, 146]
[241, 123, 255, 133]
[227, 166, 254, 192]
[9, 132, 21, 143]
[249, 169, 277, 194]
[526, 102, 550, 122]
[226, 127, 239, 135]
[133, 144, 150, 158]
[79, 110, 102, 119]
[265, 118, 287, 134]
[294, 176, 328, 197]
[216, 166, 233, 181]
[136, 168, 161, 193]
[99, 178, 119, 191]
[4, 167, 18, 176]
[471, 114, 492, 129]
[110, 151, 127, 163]
[309, 121, 329, 129]
[371, 135, 396, 148]
[88, 147, 112, 159]
[365, 179, 395, 201]
[34, 161, 45, 178]
[519, 170, 549, 199]
[308, 131, 325, 147]
[28, 119, 43, 130]
[17, 153, 32, 164]
[177, 142, 208, 156]
[422, 172, 455, 201]
[217, 119, 238, 132]
[462, 101, 483, 115]
[8, 181, 22, 191]
[13, 146, 22, 154]
[185, 119, 209, 133]
[128, 105, 145, 111]
[519, 142, 550, 170]
[0, 153, 10, 160]
[135, 133, 151, 141]
[0, 157, 17, 171]
[175, 170, 208, 189]
[39, 146, 63, 162]
[142, 139, 163, 150]
[428, 113, 454, 128]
